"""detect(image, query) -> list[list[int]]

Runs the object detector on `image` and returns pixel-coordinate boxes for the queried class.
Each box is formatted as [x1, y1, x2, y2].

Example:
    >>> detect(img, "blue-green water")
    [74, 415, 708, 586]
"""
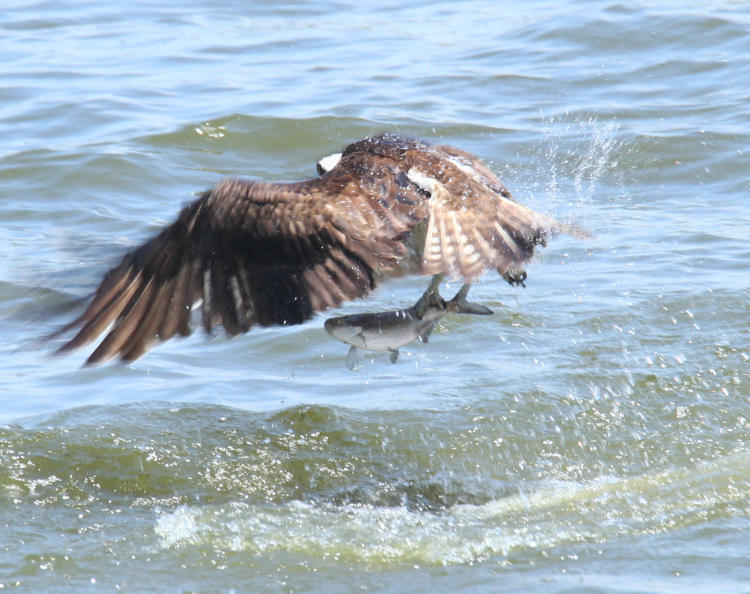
[1, 1, 749, 591]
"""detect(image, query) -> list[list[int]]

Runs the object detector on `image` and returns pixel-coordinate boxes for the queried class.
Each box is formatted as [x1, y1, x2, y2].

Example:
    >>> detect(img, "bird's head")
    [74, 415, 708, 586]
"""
[316, 152, 343, 175]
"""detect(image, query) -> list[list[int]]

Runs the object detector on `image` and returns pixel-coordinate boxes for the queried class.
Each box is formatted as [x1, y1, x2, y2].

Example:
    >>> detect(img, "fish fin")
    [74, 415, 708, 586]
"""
[346, 345, 362, 370]
[419, 322, 437, 343]
[389, 349, 399, 364]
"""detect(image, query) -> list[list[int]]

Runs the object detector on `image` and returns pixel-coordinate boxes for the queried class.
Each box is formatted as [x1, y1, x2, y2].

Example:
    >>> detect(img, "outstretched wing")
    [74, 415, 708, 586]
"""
[347, 135, 575, 281]
[54, 155, 429, 364]
[53, 133, 574, 364]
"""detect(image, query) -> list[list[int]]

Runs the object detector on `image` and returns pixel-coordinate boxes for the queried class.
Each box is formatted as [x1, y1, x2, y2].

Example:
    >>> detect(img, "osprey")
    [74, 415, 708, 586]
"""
[53, 134, 576, 364]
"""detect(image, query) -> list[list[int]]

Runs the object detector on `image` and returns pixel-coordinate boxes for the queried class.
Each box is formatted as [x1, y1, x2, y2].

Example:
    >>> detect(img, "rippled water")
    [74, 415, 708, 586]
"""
[2, 1, 749, 592]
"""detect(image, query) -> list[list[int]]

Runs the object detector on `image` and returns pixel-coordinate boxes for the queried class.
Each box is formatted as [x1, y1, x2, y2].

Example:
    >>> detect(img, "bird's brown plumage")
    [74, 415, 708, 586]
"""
[53, 133, 570, 364]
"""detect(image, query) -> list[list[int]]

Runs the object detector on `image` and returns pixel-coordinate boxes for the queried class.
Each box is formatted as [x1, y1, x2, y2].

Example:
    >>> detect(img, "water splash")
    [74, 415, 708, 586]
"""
[155, 449, 750, 566]
[522, 112, 625, 216]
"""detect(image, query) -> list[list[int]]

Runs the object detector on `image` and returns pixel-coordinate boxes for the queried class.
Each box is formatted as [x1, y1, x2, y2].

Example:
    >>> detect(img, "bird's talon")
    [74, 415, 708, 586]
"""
[503, 269, 527, 288]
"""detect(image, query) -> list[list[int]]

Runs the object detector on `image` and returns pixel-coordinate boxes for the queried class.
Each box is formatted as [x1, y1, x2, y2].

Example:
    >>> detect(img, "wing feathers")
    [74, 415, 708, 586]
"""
[86, 278, 156, 364]
[58, 269, 143, 353]
[156, 263, 192, 342]
[419, 175, 565, 280]
[120, 280, 175, 362]
[142, 250, 200, 345]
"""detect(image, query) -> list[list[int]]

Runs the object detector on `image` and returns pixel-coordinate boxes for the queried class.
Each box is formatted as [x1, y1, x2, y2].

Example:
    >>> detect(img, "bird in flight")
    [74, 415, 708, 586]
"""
[51, 133, 576, 364]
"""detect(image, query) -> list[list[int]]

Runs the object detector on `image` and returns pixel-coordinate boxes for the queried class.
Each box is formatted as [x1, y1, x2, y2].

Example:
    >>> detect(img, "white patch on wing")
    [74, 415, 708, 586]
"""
[446, 156, 477, 177]
[493, 222, 523, 258]
[407, 169, 439, 194]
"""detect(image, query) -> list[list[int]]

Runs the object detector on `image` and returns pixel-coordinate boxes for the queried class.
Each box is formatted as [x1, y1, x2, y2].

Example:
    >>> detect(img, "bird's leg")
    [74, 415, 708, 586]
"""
[447, 284, 493, 315]
[414, 274, 446, 317]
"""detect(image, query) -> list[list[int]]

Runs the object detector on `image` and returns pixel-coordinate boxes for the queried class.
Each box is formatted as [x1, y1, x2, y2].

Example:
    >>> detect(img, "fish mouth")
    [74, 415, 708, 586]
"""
[324, 317, 362, 342]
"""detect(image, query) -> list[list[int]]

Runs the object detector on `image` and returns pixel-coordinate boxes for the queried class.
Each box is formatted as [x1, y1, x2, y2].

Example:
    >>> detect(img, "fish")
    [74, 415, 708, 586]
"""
[324, 286, 492, 369]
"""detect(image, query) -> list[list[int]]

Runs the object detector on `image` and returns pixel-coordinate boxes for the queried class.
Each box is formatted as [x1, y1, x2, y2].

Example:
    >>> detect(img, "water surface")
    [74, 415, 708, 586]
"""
[1, 1, 749, 591]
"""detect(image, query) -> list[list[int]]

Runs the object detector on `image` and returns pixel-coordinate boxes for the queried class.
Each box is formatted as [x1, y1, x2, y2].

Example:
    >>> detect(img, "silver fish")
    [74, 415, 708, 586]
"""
[324, 287, 491, 368]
